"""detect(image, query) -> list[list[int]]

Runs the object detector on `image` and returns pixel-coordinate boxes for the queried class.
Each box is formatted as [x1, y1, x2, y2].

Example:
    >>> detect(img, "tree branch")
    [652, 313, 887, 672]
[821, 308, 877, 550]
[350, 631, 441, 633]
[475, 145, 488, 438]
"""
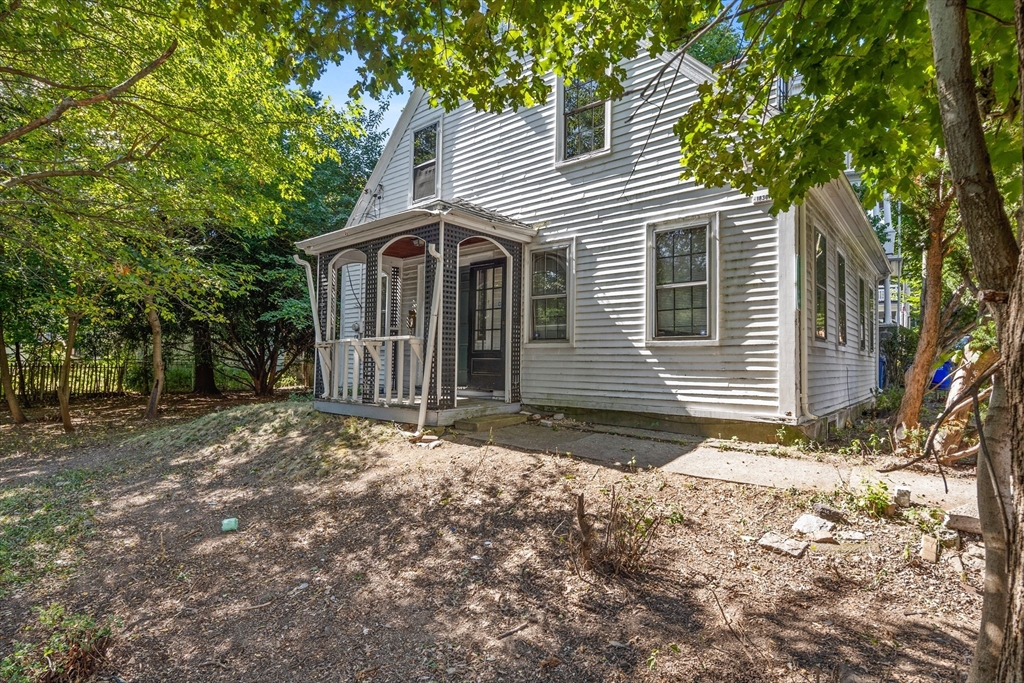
[0, 136, 166, 189]
[0, 39, 177, 147]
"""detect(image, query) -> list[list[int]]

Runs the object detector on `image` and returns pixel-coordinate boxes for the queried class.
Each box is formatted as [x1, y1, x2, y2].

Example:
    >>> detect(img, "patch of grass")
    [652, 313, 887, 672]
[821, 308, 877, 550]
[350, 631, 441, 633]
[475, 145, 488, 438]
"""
[0, 604, 116, 683]
[0, 470, 94, 595]
[125, 401, 395, 480]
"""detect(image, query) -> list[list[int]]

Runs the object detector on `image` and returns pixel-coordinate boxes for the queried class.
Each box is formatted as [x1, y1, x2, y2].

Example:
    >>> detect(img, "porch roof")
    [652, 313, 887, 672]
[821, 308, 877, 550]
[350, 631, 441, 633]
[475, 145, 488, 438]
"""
[296, 198, 536, 256]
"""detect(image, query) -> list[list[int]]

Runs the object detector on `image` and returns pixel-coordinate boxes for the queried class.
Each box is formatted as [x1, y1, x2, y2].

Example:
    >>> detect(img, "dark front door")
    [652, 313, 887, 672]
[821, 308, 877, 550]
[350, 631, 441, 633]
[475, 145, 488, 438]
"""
[466, 259, 506, 391]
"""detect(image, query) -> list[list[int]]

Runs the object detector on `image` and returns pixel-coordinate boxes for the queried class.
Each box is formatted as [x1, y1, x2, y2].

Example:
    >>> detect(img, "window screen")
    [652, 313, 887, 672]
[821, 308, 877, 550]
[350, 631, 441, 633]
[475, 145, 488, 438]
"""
[815, 231, 827, 340]
[531, 248, 569, 340]
[837, 253, 847, 345]
[654, 226, 709, 338]
[412, 124, 437, 201]
[563, 79, 607, 160]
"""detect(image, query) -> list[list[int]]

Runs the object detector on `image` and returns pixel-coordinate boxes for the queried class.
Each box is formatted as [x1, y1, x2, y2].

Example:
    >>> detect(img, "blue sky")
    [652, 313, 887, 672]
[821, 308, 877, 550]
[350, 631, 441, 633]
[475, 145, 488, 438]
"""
[313, 59, 413, 136]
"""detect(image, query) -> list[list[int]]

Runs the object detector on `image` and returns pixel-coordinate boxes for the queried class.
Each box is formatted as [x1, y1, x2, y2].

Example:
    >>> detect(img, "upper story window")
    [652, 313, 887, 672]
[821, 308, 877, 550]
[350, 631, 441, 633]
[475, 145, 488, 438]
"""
[562, 78, 609, 161]
[412, 123, 438, 202]
[654, 225, 709, 338]
[530, 247, 569, 341]
[814, 230, 827, 340]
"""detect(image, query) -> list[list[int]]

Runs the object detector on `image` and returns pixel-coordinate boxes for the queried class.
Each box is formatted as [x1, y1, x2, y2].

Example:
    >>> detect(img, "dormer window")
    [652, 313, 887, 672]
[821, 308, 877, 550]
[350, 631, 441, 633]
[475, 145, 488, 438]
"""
[412, 123, 438, 202]
[559, 78, 610, 162]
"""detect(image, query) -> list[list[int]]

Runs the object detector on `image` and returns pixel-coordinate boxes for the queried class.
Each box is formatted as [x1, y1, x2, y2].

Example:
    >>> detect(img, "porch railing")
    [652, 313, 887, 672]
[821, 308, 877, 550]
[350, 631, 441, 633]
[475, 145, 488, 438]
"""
[323, 335, 425, 406]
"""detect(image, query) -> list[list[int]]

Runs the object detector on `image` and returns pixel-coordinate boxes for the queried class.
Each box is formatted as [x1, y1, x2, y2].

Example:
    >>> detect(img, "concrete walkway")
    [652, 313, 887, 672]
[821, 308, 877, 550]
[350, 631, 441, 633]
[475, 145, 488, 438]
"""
[461, 423, 975, 511]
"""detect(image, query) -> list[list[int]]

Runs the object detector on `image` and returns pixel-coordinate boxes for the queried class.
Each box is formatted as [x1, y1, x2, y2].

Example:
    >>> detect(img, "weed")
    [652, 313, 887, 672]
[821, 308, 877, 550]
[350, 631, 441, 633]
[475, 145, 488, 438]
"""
[571, 482, 664, 577]
[0, 604, 116, 683]
[855, 480, 891, 518]
[647, 648, 659, 670]
[904, 507, 945, 534]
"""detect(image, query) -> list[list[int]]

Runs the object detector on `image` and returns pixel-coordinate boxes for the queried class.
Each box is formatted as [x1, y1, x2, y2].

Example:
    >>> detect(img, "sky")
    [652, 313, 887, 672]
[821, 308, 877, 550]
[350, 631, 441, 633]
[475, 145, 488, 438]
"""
[313, 59, 413, 136]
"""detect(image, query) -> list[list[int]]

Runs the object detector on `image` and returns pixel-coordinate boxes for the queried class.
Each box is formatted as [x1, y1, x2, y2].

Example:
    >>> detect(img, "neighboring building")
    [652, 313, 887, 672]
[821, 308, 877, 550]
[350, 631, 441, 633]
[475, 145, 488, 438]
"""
[296, 52, 890, 440]
[843, 166, 911, 328]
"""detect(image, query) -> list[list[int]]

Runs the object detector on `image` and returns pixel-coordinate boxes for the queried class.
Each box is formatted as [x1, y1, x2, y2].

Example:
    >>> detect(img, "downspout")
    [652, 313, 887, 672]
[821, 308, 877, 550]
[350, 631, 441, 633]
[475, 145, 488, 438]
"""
[797, 204, 819, 421]
[416, 242, 444, 435]
[293, 254, 331, 396]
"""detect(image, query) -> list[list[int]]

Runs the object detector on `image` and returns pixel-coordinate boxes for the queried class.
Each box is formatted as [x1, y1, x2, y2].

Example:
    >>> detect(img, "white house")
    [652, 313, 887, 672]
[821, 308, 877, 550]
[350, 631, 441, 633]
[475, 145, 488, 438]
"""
[295, 51, 890, 440]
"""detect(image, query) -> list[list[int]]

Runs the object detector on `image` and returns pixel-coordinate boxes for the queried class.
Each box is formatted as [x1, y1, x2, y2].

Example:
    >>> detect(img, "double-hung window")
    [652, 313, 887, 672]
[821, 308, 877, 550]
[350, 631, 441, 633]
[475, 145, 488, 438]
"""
[859, 277, 867, 351]
[412, 123, 438, 202]
[814, 231, 827, 340]
[654, 225, 709, 338]
[837, 253, 847, 345]
[562, 79, 608, 160]
[530, 248, 569, 341]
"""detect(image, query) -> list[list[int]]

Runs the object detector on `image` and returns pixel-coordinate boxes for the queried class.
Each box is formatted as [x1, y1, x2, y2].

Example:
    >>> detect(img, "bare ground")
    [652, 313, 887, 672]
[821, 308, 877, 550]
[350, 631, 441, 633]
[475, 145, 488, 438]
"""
[1, 395, 982, 682]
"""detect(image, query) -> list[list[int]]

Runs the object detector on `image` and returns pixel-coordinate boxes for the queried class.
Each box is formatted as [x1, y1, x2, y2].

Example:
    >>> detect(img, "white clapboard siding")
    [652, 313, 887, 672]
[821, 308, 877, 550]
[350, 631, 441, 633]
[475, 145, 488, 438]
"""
[804, 197, 878, 416]
[358, 52, 786, 421]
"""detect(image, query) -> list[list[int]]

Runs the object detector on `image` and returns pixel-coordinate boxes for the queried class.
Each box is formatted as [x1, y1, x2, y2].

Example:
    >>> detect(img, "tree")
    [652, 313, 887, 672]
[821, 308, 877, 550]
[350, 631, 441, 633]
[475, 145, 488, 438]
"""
[212, 106, 386, 396]
[2, 0, 345, 422]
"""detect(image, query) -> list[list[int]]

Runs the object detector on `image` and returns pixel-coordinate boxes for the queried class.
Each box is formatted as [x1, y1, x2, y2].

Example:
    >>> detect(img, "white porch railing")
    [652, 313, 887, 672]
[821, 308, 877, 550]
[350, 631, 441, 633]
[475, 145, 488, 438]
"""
[322, 335, 425, 406]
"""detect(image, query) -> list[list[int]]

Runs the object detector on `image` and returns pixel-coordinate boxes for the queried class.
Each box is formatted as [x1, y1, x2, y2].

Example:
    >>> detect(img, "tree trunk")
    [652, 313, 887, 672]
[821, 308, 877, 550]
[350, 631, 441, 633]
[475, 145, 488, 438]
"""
[192, 319, 220, 395]
[14, 340, 26, 405]
[144, 295, 164, 420]
[0, 316, 28, 423]
[895, 198, 949, 431]
[57, 312, 81, 433]
[926, 0, 1023, 680]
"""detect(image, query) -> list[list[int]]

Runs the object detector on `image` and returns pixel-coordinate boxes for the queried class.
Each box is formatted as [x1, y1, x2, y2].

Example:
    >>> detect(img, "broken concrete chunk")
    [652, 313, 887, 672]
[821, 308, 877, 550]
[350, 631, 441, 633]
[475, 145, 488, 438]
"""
[758, 531, 809, 558]
[948, 555, 965, 574]
[529, 414, 542, 421]
[552, 413, 565, 421]
[539, 420, 553, 428]
[894, 487, 911, 508]
[811, 503, 846, 523]
[935, 527, 960, 549]
[792, 514, 835, 535]
[944, 501, 981, 535]
[835, 531, 866, 542]
[810, 530, 838, 544]
[921, 534, 940, 563]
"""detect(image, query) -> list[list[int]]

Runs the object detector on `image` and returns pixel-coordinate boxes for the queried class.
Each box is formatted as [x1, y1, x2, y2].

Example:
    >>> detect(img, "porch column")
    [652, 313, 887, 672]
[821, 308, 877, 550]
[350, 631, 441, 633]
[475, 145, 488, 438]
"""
[360, 245, 380, 403]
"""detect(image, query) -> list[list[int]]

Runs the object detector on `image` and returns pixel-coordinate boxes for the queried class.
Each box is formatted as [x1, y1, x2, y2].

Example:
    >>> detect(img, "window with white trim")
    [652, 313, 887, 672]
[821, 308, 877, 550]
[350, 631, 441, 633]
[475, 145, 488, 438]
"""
[654, 225, 709, 338]
[814, 230, 827, 340]
[412, 123, 437, 202]
[837, 253, 847, 345]
[859, 276, 866, 351]
[562, 79, 608, 160]
[530, 247, 569, 341]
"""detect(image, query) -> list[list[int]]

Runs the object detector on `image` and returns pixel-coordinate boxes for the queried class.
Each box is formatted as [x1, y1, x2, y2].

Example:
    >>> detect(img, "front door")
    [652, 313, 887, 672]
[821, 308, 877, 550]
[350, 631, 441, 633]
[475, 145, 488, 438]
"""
[466, 259, 506, 392]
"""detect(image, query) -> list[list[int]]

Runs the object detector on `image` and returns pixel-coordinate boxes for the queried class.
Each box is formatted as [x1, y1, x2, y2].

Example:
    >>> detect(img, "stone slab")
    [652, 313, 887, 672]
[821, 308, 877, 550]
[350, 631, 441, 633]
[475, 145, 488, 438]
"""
[662, 447, 847, 491]
[453, 413, 528, 433]
[758, 531, 808, 558]
[944, 501, 982, 535]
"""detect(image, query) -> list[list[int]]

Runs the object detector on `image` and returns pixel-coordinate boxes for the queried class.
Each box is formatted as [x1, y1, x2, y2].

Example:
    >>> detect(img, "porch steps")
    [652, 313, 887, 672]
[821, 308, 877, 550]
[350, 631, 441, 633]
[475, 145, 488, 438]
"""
[453, 413, 528, 433]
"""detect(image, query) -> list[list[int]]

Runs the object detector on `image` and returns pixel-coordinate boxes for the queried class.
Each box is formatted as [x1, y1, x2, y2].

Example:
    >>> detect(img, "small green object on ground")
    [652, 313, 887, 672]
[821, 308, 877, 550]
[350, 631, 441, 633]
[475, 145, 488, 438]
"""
[222, 518, 239, 532]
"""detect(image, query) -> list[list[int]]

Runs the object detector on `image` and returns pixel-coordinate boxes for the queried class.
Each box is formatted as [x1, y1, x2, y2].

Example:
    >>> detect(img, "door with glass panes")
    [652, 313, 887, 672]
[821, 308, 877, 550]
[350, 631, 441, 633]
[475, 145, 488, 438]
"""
[465, 259, 505, 391]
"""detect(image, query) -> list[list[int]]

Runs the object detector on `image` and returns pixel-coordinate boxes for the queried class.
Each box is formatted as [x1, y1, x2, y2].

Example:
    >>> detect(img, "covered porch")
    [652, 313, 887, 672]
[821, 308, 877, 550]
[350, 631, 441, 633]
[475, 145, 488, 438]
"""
[295, 200, 534, 426]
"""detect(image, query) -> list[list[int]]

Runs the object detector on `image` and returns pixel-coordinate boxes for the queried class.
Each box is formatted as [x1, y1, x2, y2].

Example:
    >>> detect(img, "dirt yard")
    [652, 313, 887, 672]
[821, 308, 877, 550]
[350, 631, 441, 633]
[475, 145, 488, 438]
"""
[1, 394, 982, 682]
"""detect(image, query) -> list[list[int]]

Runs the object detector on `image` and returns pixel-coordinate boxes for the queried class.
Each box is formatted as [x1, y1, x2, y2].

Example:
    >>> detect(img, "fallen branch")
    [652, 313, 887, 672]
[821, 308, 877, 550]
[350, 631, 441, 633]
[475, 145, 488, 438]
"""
[495, 622, 530, 640]
[938, 442, 980, 465]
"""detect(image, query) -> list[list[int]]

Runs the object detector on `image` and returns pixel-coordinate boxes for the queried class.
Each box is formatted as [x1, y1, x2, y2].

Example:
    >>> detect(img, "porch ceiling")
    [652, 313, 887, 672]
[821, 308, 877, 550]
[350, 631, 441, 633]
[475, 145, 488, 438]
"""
[296, 198, 536, 256]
